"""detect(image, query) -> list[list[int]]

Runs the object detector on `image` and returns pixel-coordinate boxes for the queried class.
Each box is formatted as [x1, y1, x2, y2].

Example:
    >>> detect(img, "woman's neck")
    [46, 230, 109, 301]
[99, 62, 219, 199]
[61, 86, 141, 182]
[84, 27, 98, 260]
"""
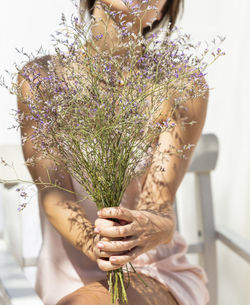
[87, 0, 143, 57]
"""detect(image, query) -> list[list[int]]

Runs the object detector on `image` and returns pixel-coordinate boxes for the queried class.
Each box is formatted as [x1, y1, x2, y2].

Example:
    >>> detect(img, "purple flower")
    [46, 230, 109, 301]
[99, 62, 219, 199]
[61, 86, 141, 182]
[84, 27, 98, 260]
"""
[17, 202, 27, 211]
[20, 191, 27, 199]
[95, 34, 103, 40]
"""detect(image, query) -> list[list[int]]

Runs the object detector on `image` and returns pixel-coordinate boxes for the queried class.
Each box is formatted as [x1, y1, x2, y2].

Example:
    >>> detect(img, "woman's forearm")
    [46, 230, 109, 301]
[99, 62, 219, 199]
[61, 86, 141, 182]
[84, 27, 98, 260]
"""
[136, 130, 177, 215]
[40, 188, 98, 261]
[22, 135, 98, 261]
[135, 129, 187, 243]
[137, 199, 176, 245]
[17, 71, 99, 262]
[136, 81, 208, 243]
[136, 143, 177, 245]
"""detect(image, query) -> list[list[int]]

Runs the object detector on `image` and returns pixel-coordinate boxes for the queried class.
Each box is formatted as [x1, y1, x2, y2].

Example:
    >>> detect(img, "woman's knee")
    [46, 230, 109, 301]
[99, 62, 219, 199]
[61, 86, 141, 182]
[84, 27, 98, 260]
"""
[55, 282, 112, 305]
[55, 275, 178, 305]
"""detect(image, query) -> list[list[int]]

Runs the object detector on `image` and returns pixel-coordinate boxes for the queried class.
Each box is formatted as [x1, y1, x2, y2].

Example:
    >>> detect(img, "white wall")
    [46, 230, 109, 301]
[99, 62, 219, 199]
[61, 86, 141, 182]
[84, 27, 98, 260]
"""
[0, 0, 76, 144]
[0, 1, 250, 305]
[0, 0, 76, 289]
[179, 1, 250, 304]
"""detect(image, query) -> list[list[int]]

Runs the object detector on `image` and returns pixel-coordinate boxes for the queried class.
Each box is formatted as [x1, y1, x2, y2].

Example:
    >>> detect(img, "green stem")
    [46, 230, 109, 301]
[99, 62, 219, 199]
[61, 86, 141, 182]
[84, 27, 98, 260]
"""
[118, 270, 128, 304]
[129, 262, 148, 288]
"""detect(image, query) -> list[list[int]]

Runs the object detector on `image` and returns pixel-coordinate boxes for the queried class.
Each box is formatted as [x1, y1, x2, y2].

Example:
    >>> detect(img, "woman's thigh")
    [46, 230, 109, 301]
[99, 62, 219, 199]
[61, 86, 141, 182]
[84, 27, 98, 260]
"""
[55, 272, 179, 305]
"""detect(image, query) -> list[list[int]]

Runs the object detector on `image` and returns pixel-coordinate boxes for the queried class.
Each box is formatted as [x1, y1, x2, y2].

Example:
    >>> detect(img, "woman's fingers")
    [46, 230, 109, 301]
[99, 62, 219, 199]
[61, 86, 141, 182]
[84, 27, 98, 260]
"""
[98, 207, 135, 222]
[94, 217, 117, 228]
[97, 246, 140, 271]
[96, 247, 140, 271]
[95, 221, 140, 238]
[96, 258, 124, 272]
[109, 246, 141, 265]
[97, 249, 125, 258]
[97, 237, 139, 252]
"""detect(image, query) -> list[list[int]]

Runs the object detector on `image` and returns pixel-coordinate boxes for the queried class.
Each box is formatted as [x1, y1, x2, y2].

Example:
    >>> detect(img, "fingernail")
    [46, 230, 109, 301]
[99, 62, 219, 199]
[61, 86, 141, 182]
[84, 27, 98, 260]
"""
[110, 257, 116, 262]
[97, 211, 101, 216]
[94, 227, 100, 233]
[97, 242, 104, 248]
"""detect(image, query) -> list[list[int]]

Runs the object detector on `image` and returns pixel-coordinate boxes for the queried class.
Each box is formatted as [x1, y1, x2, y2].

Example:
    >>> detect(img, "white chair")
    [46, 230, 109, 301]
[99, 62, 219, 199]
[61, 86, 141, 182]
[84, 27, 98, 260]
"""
[0, 134, 250, 305]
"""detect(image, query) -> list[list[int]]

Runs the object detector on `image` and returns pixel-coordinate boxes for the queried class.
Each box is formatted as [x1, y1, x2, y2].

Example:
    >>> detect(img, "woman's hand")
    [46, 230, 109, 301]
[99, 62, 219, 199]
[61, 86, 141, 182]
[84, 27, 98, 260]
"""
[94, 206, 175, 271]
[93, 217, 128, 271]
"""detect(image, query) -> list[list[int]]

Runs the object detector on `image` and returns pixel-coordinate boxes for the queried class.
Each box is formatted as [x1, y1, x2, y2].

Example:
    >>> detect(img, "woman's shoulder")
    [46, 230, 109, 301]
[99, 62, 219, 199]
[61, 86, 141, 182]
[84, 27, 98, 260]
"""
[18, 54, 66, 80]
[31, 54, 52, 70]
[19, 54, 51, 76]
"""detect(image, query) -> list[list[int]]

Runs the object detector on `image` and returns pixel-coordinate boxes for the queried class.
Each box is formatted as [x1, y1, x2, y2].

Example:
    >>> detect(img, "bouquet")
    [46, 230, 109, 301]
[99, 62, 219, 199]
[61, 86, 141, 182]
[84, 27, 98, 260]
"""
[0, 0, 225, 303]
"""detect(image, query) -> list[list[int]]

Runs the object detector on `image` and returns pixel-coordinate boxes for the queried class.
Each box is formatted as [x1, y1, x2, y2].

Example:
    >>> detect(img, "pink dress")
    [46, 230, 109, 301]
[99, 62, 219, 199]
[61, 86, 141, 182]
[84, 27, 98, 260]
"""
[35, 162, 210, 305]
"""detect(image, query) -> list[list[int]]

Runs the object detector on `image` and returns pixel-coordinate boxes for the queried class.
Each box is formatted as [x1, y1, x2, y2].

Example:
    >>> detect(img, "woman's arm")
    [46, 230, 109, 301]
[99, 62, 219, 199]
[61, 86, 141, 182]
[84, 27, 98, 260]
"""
[94, 79, 209, 269]
[17, 64, 99, 262]
[136, 78, 209, 236]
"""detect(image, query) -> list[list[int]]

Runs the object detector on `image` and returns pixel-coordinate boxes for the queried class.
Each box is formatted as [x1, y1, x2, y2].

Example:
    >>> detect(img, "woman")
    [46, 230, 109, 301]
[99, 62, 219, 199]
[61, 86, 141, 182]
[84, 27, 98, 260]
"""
[18, 0, 210, 304]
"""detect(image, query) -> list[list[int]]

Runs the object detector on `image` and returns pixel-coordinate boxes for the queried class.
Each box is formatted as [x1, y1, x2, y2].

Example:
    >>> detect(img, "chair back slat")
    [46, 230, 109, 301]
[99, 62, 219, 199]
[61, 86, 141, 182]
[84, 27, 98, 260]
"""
[195, 172, 218, 305]
[188, 134, 219, 173]
[175, 133, 219, 305]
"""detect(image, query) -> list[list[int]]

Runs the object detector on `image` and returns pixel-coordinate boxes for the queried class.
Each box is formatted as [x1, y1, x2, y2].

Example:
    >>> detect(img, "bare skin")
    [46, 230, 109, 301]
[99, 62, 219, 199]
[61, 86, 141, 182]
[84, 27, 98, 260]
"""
[56, 273, 179, 305]
[85, 0, 165, 57]
[17, 1, 209, 304]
